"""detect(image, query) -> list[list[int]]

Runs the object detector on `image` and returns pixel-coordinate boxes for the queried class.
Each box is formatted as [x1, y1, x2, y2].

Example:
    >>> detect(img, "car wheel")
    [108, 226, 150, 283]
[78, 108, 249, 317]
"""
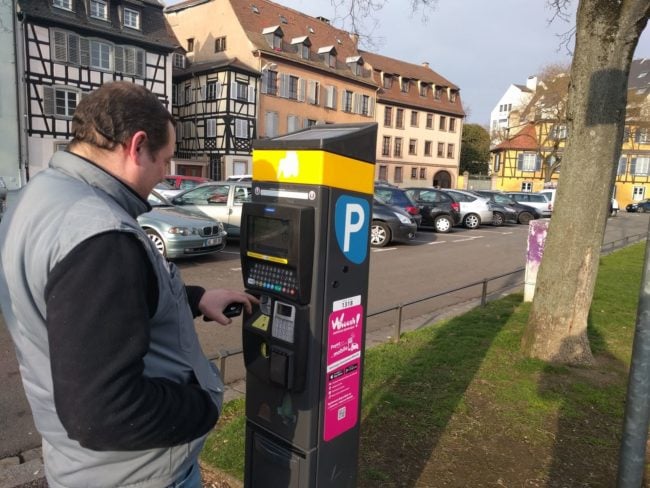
[464, 213, 480, 229]
[518, 212, 533, 225]
[434, 215, 452, 233]
[492, 212, 505, 226]
[145, 229, 167, 257]
[639, 207, 646, 213]
[370, 221, 391, 248]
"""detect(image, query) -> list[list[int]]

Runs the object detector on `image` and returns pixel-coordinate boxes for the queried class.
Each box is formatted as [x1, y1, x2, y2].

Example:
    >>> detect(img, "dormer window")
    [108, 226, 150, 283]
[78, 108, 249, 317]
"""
[173, 53, 186, 69]
[434, 86, 443, 100]
[419, 82, 428, 97]
[53, 0, 73, 10]
[263, 26, 283, 51]
[346, 56, 363, 76]
[90, 0, 108, 20]
[318, 46, 337, 69]
[291, 36, 311, 60]
[382, 74, 393, 89]
[450, 90, 458, 103]
[400, 78, 410, 93]
[123, 7, 140, 30]
[187, 38, 194, 52]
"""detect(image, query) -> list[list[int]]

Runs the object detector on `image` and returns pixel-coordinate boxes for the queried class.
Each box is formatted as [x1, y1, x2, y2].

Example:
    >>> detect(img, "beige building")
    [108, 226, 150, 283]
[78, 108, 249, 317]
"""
[360, 52, 464, 188]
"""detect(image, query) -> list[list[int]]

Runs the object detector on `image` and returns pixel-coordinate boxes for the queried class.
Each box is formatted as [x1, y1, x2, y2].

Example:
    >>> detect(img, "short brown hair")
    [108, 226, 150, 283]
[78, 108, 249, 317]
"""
[70, 82, 175, 154]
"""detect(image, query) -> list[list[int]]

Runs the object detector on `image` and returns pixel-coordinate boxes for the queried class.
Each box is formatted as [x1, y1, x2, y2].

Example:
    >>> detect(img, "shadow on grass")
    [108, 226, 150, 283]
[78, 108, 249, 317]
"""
[357, 295, 518, 487]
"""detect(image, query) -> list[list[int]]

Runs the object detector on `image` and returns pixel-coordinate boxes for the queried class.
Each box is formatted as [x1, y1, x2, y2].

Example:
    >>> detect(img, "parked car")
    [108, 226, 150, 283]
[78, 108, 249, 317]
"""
[505, 192, 553, 217]
[154, 180, 182, 199]
[475, 190, 541, 225]
[225, 174, 252, 181]
[138, 190, 227, 259]
[371, 199, 418, 247]
[404, 187, 460, 233]
[440, 189, 493, 229]
[539, 188, 557, 206]
[374, 184, 423, 227]
[626, 199, 650, 213]
[170, 181, 252, 237]
[487, 201, 519, 226]
[164, 174, 212, 191]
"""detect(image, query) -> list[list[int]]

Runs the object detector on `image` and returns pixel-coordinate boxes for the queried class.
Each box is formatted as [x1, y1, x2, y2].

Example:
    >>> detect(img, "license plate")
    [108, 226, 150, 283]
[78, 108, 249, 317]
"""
[205, 237, 221, 246]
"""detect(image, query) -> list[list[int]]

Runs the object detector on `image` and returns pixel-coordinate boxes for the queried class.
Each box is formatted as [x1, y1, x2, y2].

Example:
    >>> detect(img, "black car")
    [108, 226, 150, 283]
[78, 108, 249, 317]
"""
[374, 184, 423, 227]
[626, 199, 650, 213]
[404, 187, 461, 233]
[475, 190, 541, 225]
[371, 199, 418, 247]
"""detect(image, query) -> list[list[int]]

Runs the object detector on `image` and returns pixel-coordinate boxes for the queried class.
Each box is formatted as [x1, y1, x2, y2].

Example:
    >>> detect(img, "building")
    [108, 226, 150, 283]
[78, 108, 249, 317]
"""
[15, 0, 178, 176]
[489, 77, 536, 144]
[164, 0, 378, 179]
[489, 59, 650, 207]
[361, 51, 465, 188]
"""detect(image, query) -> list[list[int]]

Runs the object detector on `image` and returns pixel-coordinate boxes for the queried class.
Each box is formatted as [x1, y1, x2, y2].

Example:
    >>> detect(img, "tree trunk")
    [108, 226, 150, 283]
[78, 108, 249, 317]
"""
[522, 0, 649, 365]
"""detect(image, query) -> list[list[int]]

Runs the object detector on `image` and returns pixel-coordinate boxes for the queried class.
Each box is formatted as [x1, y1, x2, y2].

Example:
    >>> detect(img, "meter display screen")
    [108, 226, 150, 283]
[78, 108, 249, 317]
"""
[249, 216, 291, 258]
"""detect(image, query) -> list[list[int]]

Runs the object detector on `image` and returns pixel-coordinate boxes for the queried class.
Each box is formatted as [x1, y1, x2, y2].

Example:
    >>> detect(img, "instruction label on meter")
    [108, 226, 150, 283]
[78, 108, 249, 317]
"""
[324, 295, 363, 441]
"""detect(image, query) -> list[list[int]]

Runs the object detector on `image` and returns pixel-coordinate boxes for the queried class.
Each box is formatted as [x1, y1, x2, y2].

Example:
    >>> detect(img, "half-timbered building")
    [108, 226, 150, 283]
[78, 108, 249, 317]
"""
[16, 0, 178, 176]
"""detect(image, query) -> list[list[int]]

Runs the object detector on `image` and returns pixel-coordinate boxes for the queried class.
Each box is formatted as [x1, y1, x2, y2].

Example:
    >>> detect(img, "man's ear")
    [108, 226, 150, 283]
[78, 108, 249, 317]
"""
[126, 131, 149, 164]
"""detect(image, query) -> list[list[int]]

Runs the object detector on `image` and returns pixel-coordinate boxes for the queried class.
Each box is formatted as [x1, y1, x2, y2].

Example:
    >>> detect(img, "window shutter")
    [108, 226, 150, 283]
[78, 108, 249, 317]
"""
[631, 157, 637, 175]
[260, 70, 268, 94]
[136, 49, 145, 77]
[353, 93, 361, 114]
[307, 80, 316, 104]
[617, 156, 627, 175]
[51, 30, 67, 61]
[199, 85, 206, 100]
[43, 86, 54, 115]
[230, 80, 237, 99]
[248, 85, 255, 103]
[517, 153, 524, 171]
[331, 87, 337, 109]
[67, 33, 80, 64]
[340, 90, 346, 110]
[298, 78, 306, 102]
[178, 85, 184, 105]
[79, 37, 90, 66]
[280, 73, 290, 98]
[114, 46, 124, 73]
[368, 96, 375, 117]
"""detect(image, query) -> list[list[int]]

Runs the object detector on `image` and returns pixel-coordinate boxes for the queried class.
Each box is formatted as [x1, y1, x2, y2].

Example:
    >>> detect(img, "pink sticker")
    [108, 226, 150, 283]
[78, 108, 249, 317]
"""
[324, 303, 363, 442]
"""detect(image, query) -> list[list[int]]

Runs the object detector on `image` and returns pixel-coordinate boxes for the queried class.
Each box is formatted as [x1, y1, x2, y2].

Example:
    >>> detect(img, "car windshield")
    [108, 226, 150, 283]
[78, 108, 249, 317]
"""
[148, 190, 172, 207]
[176, 184, 230, 205]
[413, 190, 446, 203]
[375, 188, 417, 207]
[448, 191, 476, 202]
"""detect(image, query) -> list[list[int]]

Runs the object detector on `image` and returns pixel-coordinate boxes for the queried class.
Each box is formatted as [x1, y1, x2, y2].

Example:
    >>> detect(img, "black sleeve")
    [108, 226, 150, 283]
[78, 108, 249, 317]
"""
[185, 285, 206, 317]
[45, 232, 219, 451]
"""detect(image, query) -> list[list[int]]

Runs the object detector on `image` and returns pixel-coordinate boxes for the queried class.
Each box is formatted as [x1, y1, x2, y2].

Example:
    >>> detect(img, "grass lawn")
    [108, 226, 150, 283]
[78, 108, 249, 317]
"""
[201, 242, 646, 487]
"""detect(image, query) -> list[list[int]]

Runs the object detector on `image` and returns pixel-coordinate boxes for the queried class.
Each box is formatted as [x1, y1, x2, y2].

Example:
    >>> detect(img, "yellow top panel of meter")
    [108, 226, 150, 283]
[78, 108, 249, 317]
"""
[252, 149, 374, 194]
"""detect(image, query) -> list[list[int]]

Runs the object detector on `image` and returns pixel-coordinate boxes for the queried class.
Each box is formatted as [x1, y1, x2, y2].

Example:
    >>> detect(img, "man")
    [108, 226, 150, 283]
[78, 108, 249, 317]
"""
[0, 82, 257, 487]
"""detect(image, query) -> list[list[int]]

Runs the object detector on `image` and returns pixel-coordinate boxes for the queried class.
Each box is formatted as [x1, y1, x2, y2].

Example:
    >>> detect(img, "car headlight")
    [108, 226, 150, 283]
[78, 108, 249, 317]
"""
[393, 212, 411, 224]
[167, 226, 194, 236]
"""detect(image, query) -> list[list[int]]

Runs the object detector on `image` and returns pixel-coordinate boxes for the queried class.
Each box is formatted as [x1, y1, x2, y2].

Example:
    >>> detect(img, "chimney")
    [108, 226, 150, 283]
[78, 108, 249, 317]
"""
[349, 32, 359, 46]
[422, 61, 430, 68]
[526, 75, 538, 91]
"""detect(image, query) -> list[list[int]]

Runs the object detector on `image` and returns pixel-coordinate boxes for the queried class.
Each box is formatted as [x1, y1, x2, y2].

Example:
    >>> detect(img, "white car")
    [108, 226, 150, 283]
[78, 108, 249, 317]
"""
[505, 192, 553, 217]
[441, 189, 493, 229]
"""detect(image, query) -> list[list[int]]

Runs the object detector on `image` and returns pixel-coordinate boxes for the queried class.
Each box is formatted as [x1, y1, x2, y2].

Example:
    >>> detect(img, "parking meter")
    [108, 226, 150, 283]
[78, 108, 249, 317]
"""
[240, 123, 377, 487]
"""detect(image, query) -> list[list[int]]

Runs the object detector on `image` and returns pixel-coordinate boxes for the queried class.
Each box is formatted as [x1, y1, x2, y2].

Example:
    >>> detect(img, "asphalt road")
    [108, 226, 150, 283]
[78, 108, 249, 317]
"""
[1, 213, 648, 459]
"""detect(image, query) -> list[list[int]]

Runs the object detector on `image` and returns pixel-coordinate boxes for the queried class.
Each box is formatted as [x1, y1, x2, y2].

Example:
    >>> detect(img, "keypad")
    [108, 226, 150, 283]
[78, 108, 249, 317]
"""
[246, 263, 298, 297]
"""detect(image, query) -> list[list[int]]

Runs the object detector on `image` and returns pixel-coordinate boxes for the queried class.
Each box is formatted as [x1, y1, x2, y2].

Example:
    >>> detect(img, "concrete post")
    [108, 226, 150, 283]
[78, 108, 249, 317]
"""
[524, 219, 550, 302]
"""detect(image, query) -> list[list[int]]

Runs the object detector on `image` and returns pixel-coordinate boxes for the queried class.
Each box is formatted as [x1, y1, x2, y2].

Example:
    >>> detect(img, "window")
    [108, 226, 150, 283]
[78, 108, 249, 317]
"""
[287, 76, 299, 100]
[90, 0, 108, 20]
[446, 144, 454, 159]
[439, 116, 446, 131]
[632, 156, 650, 176]
[521, 182, 533, 192]
[394, 137, 402, 157]
[184, 85, 191, 104]
[636, 128, 649, 144]
[287, 114, 300, 133]
[265, 111, 278, 138]
[206, 81, 220, 100]
[234, 81, 249, 101]
[383, 74, 393, 89]
[411, 167, 418, 179]
[410, 111, 418, 127]
[408, 139, 417, 155]
[424, 141, 432, 156]
[324, 85, 337, 109]
[327, 52, 336, 68]
[378, 165, 388, 181]
[426, 113, 433, 129]
[206, 119, 216, 138]
[494, 153, 501, 173]
[396, 108, 404, 129]
[394, 166, 403, 183]
[382, 136, 391, 157]
[90, 40, 112, 70]
[305, 119, 317, 128]
[434, 86, 443, 100]
[400, 78, 410, 93]
[550, 124, 568, 140]
[633, 186, 646, 201]
[342, 90, 353, 112]
[173, 53, 185, 69]
[300, 43, 310, 59]
[114, 46, 145, 76]
[419, 168, 426, 179]
[517, 152, 541, 172]
[384, 107, 392, 127]
[214, 36, 226, 52]
[52, 87, 78, 117]
[187, 38, 194, 52]
[450, 90, 458, 103]
[262, 70, 278, 96]
[53, 0, 72, 10]
[356, 94, 372, 116]
[307, 80, 319, 105]
[123, 8, 140, 30]
[437, 142, 444, 157]
[235, 119, 248, 138]
[449, 118, 456, 132]
[419, 83, 428, 97]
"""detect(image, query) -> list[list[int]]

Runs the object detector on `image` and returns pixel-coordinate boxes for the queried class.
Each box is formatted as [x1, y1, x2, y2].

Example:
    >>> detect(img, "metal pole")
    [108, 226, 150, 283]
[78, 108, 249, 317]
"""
[617, 221, 650, 487]
[481, 279, 488, 307]
[393, 304, 402, 343]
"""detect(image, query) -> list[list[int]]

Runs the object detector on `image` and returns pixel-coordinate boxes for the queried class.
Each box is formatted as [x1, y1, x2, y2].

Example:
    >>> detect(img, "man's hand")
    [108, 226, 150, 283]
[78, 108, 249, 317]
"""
[199, 289, 258, 325]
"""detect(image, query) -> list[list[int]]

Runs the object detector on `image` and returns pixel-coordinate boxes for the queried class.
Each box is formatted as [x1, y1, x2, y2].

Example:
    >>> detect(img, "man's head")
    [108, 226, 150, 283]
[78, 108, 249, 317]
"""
[68, 82, 176, 197]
